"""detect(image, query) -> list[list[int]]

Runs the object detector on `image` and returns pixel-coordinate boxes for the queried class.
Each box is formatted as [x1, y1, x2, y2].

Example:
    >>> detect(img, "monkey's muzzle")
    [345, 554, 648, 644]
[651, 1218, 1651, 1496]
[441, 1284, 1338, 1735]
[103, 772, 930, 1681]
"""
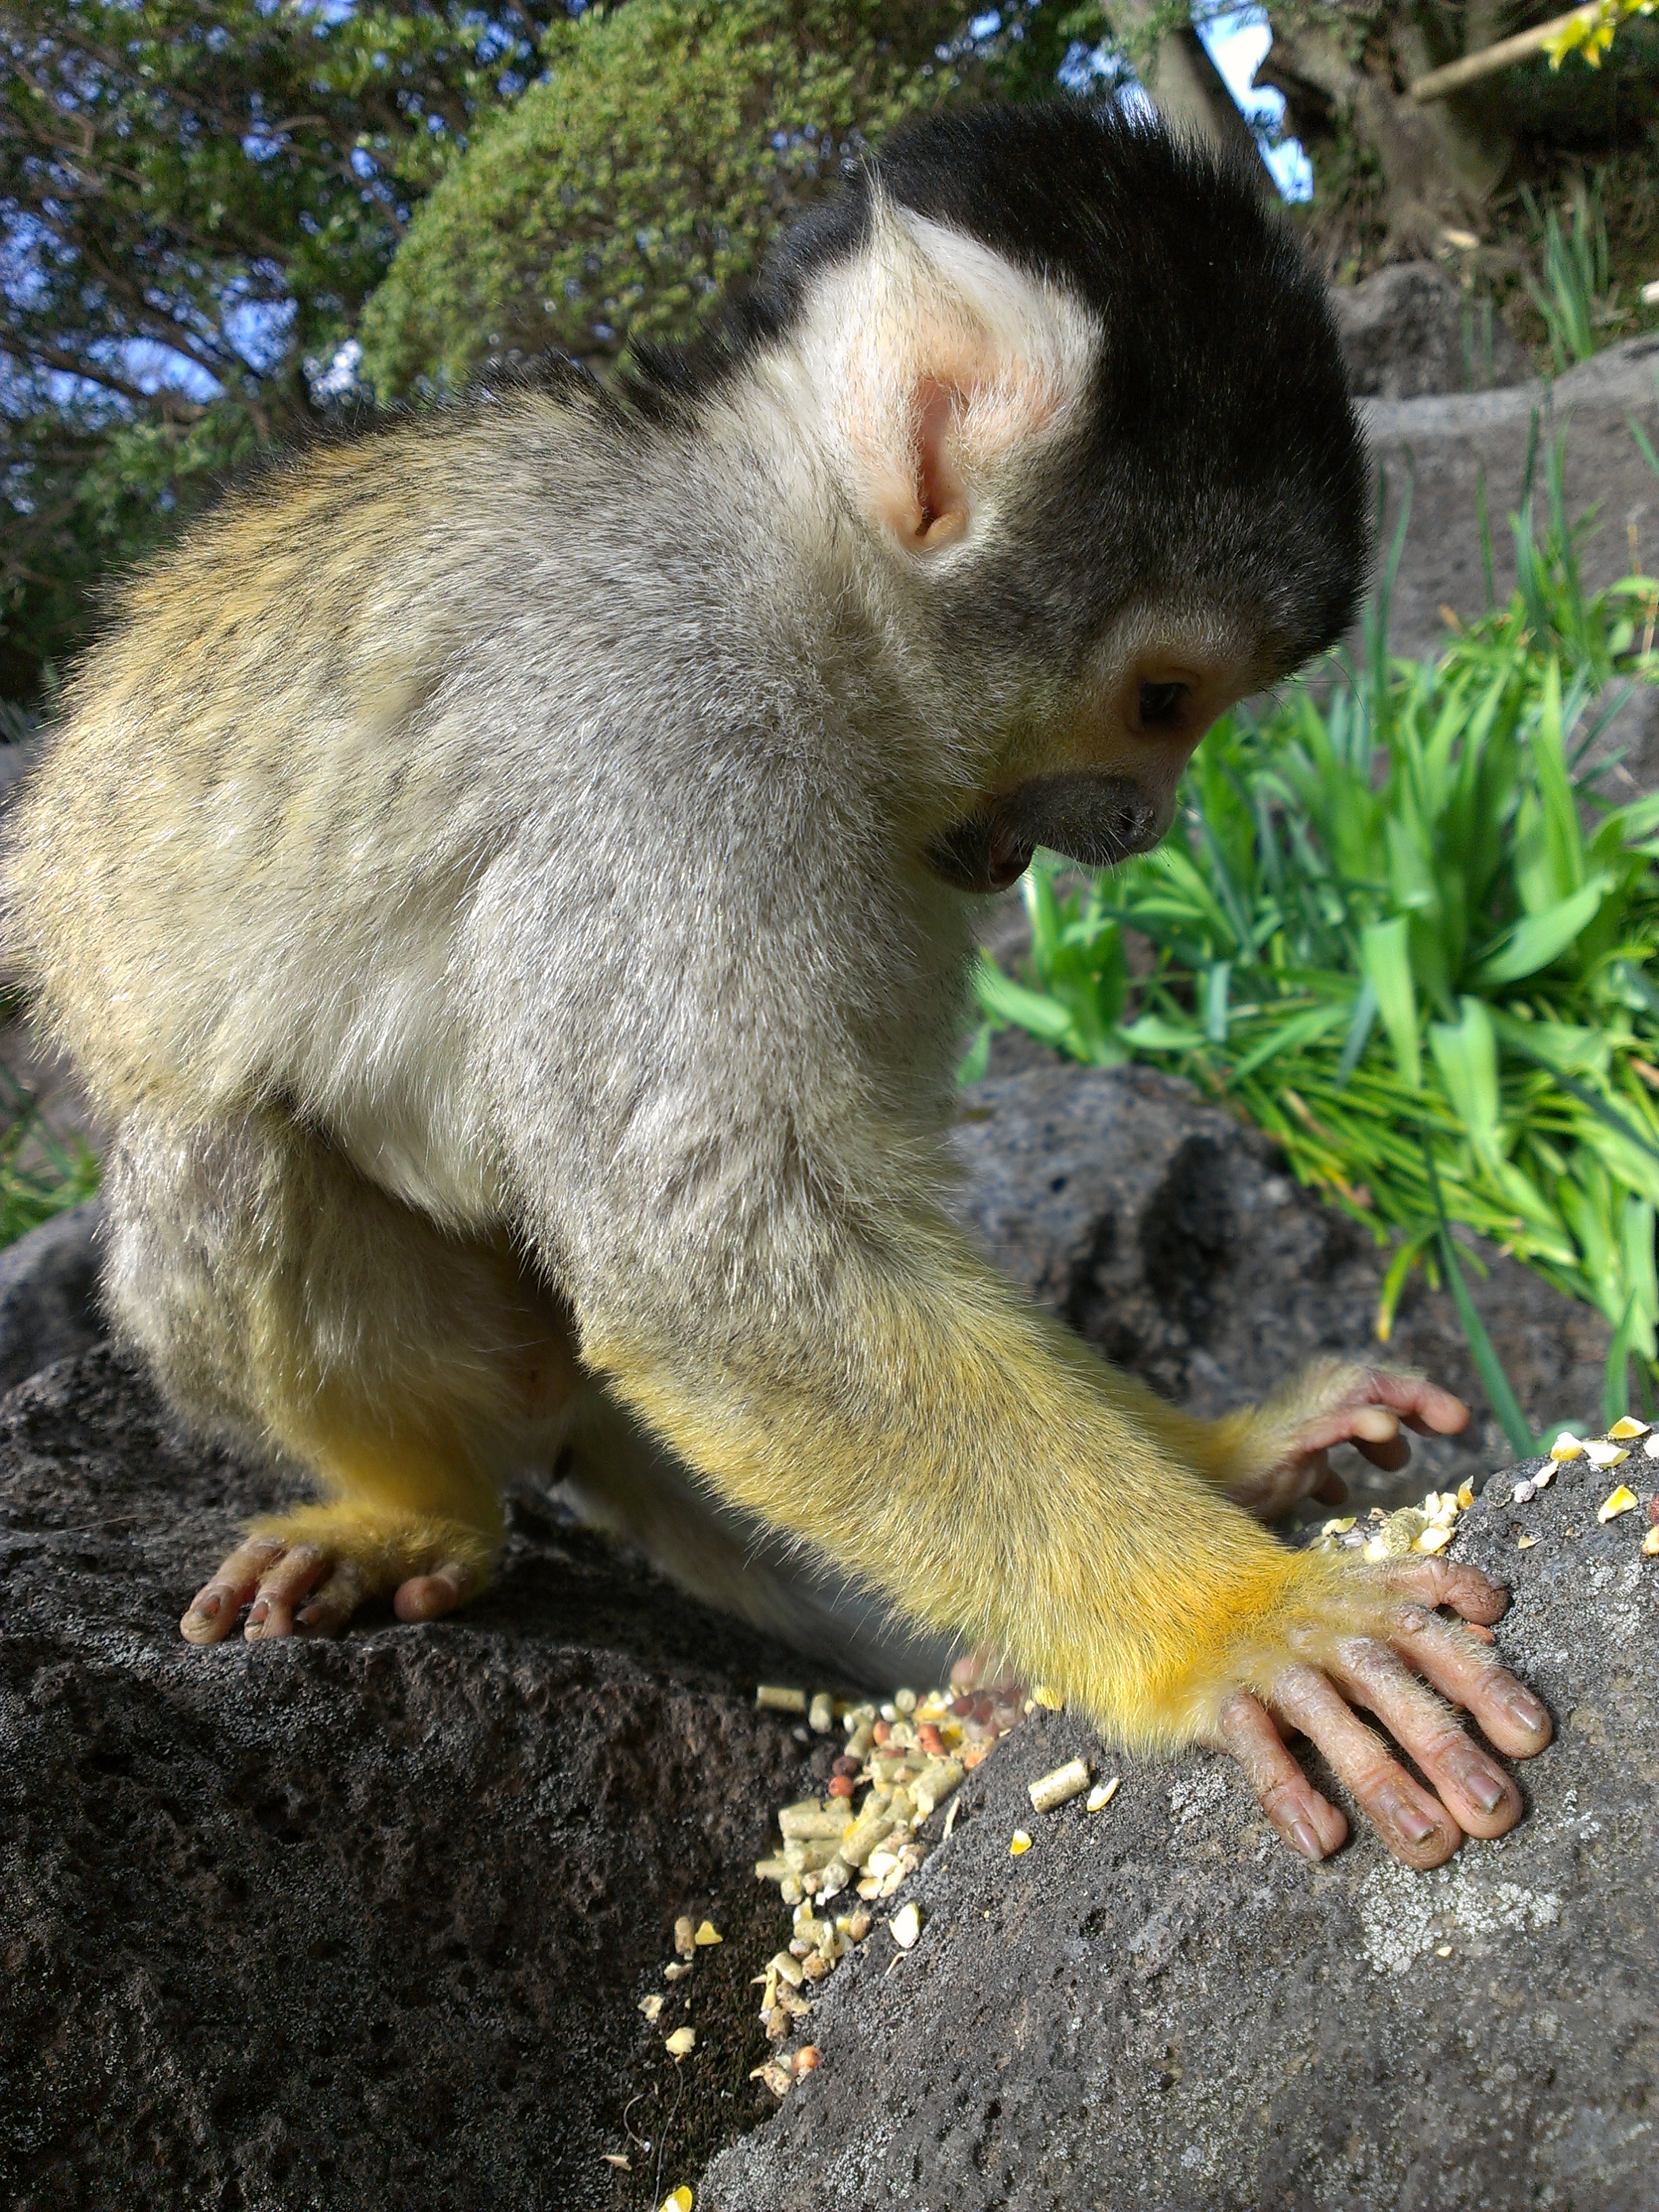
[926, 771, 1164, 894]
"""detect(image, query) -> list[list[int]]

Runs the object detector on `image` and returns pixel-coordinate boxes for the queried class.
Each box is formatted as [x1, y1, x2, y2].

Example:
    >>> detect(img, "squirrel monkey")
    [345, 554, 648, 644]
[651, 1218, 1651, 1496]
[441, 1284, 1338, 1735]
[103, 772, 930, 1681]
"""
[4, 104, 1550, 1868]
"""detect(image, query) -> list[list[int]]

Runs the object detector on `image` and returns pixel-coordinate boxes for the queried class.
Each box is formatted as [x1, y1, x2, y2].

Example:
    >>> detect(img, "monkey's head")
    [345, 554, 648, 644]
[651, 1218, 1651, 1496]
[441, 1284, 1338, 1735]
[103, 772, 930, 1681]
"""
[710, 102, 1368, 892]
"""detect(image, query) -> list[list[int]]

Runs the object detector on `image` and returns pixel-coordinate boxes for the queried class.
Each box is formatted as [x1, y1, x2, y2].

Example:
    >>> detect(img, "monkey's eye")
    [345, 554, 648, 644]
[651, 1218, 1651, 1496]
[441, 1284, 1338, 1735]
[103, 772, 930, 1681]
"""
[1137, 680, 1189, 729]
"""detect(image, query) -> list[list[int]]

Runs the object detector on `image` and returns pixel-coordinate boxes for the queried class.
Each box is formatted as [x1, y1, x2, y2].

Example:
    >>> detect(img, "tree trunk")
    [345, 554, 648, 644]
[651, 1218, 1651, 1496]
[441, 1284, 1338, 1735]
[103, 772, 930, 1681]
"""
[1258, 3, 1519, 264]
[1104, 2, 1277, 188]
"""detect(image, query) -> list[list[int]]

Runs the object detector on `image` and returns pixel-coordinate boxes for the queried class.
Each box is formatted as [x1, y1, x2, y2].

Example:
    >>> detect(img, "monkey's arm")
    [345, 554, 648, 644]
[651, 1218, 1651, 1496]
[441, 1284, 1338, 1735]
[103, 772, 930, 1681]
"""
[576, 1208, 1547, 1868]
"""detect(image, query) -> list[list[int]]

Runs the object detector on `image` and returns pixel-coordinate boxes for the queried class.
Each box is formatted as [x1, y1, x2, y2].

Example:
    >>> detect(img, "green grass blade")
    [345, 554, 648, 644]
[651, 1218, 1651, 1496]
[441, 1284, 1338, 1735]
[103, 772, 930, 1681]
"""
[1423, 1142, 1536, 1457]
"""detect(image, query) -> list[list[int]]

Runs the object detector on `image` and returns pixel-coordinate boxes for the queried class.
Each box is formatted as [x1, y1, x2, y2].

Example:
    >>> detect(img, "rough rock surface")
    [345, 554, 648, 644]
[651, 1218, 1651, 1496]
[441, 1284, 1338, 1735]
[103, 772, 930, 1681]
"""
[956, 1059, 1608, 1505]
[1329, 262, 1531, 402]
[0, 1197, 103, 1393]
[1361, 332, 1659, 724]
[703, 1450, 1659, 2211]
[0, 1067, 1626, 2211]
[0, 1349, 834, 2212]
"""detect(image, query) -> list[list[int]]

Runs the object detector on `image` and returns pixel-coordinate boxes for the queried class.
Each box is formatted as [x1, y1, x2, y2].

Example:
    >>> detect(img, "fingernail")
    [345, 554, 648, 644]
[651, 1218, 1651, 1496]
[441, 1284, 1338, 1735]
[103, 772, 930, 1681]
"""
[1289, 1820, 1324, 1861]
[1458, 1763, 1506, 1814]
[1505, 1689, 1548, 1733]
[188, 1593, 220, 1622]
[246, 1600, 268, 1631]
[1389, 1795, 1438, 1845]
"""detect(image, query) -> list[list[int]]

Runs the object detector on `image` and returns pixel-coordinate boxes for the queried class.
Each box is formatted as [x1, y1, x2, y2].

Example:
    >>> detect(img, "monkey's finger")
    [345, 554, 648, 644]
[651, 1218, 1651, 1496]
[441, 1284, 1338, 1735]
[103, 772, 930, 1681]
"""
[1325, 1639, 1521, 1840]
[1376, 1554, 1510, 1626]
[1214, 1691, 1346, 1861]
[1271, 1662, 1461, 1869]
[1311, 1463, 1347, 1507]
[245, 1544, 331, 1641]
[393, 1560, 474, 1623]
[1393, 1616, 1553, 1761]
[295, 1561, 367, 1638]
[1352, 1429, 1411, 1472]
[180, 1535, 286, 1645]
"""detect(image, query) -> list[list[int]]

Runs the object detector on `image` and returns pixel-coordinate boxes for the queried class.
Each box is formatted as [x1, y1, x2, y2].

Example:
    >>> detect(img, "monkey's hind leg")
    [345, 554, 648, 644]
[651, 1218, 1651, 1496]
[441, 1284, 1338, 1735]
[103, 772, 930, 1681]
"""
[103, 1105, 581, 1644]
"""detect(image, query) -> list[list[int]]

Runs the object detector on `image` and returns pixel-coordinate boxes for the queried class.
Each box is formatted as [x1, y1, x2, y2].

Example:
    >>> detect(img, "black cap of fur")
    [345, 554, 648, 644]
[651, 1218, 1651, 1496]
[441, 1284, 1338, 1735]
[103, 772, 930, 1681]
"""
[646, 101, 1369, 680]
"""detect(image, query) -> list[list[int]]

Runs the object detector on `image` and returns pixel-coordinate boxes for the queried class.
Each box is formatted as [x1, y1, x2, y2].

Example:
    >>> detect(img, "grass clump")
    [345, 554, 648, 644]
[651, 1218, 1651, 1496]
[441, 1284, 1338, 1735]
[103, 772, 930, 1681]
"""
[0, 1060, 98, 1250]
[969, 436, 1659, 1433]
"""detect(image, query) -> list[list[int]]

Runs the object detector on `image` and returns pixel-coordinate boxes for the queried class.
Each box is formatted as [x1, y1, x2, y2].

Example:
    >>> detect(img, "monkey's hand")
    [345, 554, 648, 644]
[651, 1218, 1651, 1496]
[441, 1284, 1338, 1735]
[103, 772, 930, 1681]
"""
[1204, 1551, 1551, 1868]
[1212, 1359, 1471, 1519]
[1092, 1357, 1471, 1522]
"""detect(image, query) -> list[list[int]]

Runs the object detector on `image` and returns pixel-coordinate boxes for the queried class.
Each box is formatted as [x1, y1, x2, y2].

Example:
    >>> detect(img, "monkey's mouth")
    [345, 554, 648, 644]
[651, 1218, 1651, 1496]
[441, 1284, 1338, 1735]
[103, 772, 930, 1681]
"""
[926, 772, 1164, 894]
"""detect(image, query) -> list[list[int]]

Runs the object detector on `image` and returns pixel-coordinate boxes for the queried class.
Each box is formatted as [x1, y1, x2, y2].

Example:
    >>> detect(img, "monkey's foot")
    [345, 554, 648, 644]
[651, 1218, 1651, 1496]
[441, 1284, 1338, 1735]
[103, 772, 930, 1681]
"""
[179, 1504, 497, 1645]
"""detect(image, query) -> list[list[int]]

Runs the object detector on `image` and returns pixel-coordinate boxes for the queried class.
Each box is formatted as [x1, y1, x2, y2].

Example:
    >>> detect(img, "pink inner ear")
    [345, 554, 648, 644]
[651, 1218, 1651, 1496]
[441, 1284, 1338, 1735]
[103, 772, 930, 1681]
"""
[913, 375, 966, 545]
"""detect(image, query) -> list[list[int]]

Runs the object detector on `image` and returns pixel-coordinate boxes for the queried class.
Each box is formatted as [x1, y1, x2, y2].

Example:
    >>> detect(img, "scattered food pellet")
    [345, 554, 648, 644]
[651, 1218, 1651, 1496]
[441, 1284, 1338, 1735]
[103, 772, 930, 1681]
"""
[890, 1902, 922, 1950]
[1416, 1523, 1453, 1555]
[1511, 1479, 1537, 1505]
[1586, 1440, 1629, 1470]
[1645, 1434, 1659, 1461]
[639, 1994, 665, 2021]
[661, 2190, 693, 2212]
[1010, 1829, 1033, 1856]
[664, 1961, 693, 1982]
[1608, 1416, 1649, 1441]
[1322, 1515, 1357, 1536]
[1517, 1534, 1539, 1551]
[664, 2027, 696, 2060]
[674, 1916, 696, 1957]
[1456, 1480, 1475, 1509]
[1029, 1757, 1091, 1813]
[1086, 1776, 1121, 1813]
[602, 2152, 632, 2170]
[1598, 1485, 1639, 1523]
[693, 1919, 722, 1946]
[1435, 1945, 1452, 1959]
[756, 1684, 806, 1713]
[751, 2060, 794, 2098]
[1643, 1525, 1659, 1557]
[1551, 1432, 1584, 1462]
[793, 2044, 821, 2074]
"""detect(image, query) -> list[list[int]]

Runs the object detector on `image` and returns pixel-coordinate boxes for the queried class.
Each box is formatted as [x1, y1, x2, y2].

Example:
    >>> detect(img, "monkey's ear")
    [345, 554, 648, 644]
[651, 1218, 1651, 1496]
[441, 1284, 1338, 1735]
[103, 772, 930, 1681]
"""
[798, 204, 1100, 559]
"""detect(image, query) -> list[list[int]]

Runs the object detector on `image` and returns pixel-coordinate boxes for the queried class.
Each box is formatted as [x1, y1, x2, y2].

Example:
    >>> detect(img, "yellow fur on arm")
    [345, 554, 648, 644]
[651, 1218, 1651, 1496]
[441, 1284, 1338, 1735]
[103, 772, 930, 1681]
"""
[586, 1231, 1341, 1752]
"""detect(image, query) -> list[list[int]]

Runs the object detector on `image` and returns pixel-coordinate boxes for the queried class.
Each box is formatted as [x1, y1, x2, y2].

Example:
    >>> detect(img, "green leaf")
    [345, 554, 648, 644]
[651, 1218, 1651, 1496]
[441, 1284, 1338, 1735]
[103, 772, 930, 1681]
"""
[1358, 917, 1420, 1090]
[972, 958, 1078, 1050]
[1224, 1003, 1347, 1088]
[1429, 998, 1502, 1163]
[1469, 873, 1611, 986]
[1118, 1014, 1206, 1051]
[1423, 1144, 1536, 1457]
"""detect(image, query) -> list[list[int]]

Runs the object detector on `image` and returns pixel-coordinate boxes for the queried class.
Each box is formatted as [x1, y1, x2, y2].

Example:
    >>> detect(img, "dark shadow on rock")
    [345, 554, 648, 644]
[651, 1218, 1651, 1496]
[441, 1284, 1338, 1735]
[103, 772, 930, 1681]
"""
[0, 1348, 834, 2212]
[0, 1198, 104, 1393]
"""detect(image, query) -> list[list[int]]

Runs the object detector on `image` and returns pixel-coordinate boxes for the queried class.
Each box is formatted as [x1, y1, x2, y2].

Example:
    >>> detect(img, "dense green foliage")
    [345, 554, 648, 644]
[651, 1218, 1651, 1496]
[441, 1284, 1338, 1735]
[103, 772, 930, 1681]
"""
[357, 0, 1095, 395]
[971, 444, 1659, 1408]
[0, 0, 571, 699]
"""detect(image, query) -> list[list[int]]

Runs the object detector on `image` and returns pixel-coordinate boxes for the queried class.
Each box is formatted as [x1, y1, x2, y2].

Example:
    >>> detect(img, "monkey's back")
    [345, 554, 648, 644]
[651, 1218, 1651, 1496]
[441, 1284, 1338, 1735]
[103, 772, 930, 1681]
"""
[3, 409, 603, 1153]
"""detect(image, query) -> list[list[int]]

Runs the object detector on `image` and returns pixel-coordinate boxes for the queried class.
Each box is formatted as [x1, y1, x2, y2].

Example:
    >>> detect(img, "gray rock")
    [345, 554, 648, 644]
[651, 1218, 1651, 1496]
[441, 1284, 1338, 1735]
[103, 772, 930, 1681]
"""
[1359, 331, 1659, 703]
[702, 1451, 1659, 2211]
[956, 1062, 1608, 1502]
[0, 1347, 832, 2211]
[1330, 262, 1531, 402]
[0, 1198, 105, 1393]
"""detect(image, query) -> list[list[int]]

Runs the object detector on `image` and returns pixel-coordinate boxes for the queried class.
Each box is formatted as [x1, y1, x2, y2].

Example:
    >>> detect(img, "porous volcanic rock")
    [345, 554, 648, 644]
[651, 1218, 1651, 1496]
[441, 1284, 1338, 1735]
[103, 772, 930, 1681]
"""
[0, 1197, 103, 1393]
[1361, 331, 1659, 707]
[0, 1348, 831, 2212]
[703, 1450, 1659, 2212]
[956, 1059, 1607, 1506]
[1330, 262, 1531, 402]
